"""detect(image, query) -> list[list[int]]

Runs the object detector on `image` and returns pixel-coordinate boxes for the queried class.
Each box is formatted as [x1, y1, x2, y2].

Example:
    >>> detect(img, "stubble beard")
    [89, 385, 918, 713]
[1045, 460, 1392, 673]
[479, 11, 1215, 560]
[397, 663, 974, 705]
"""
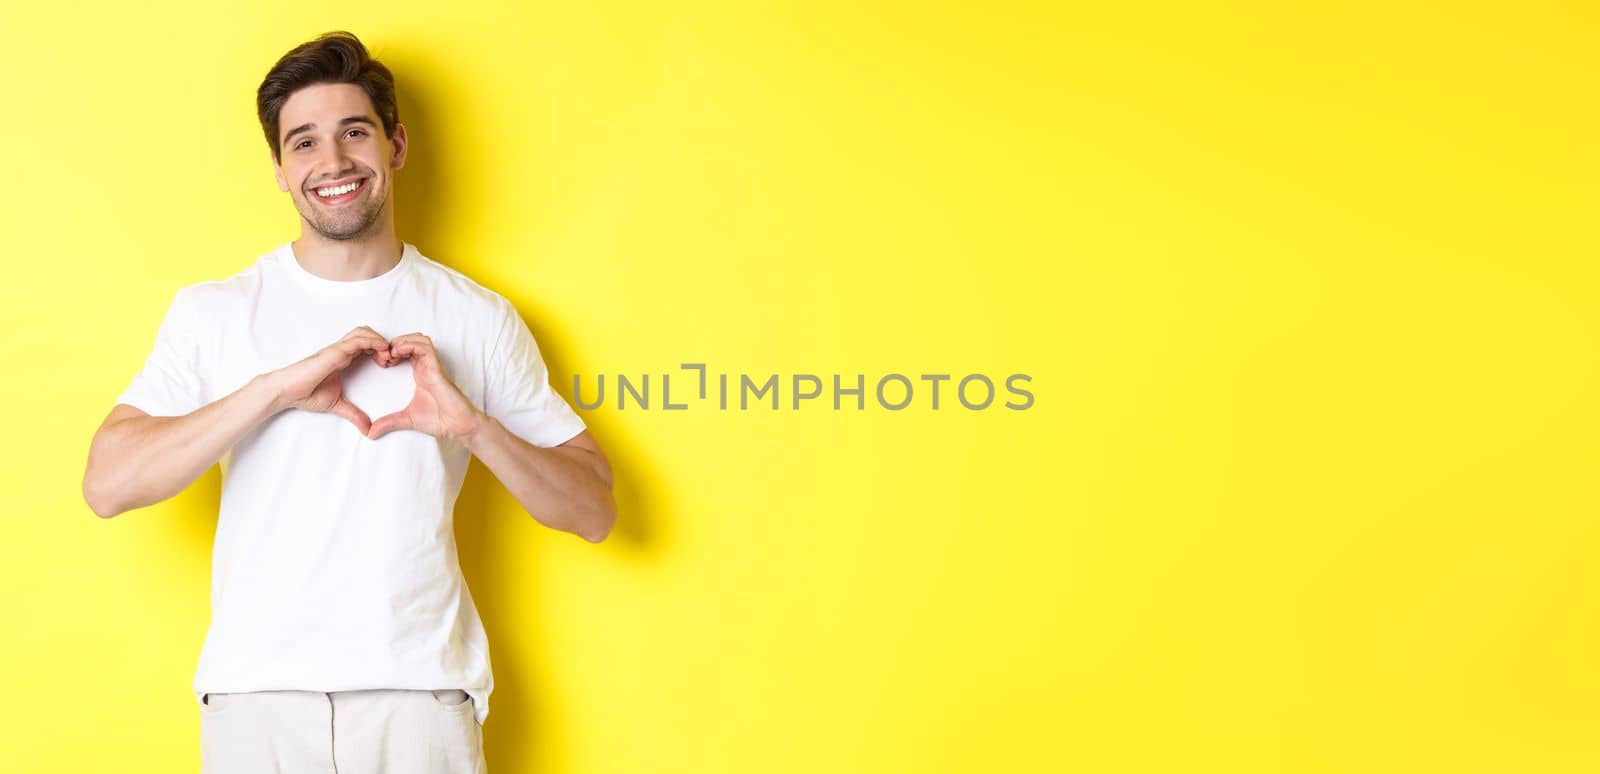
[302, 184, 386, 241]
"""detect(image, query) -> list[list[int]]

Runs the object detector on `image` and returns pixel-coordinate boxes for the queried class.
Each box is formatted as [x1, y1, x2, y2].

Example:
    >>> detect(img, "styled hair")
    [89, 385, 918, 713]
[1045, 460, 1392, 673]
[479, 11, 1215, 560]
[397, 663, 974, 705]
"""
[257, 31, 399, 163]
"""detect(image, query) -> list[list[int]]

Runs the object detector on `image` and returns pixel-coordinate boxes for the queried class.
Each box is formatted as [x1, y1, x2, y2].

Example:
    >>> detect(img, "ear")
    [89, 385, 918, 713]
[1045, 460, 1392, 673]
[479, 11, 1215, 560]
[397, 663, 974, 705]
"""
[273, 154, 288, 192]
[389, 123, 408, 172]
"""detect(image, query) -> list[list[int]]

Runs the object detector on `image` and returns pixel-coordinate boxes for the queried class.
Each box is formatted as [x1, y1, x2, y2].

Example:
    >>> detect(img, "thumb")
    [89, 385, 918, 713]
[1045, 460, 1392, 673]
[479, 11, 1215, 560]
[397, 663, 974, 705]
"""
[368, 410, 412, 440]
[329, 398, 373, 437]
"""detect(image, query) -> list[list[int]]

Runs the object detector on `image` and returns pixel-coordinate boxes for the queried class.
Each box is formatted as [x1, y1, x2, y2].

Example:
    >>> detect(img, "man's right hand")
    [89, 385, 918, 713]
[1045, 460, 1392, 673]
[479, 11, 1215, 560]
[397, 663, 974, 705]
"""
[269, 326, 393, 435]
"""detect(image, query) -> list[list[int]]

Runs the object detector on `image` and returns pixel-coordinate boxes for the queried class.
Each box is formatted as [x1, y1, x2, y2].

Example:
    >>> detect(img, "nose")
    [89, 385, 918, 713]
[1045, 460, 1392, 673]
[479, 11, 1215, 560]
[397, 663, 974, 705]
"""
[315, 146, 357, 186]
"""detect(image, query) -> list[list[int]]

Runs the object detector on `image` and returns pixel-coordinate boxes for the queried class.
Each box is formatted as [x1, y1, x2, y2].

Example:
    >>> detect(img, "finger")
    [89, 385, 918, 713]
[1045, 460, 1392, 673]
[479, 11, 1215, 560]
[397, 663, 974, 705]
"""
[368, 410, 412, 440]
[388, 346, 434, 377]
[342, 335, 390, 356]
[327, 349, 367, 374]
[327, 340, 383, 369]
[390, 340, 434, 362]
[329, 398, 373, 436]
[338, 338, 391, 369]
[389, 334, 432, 352]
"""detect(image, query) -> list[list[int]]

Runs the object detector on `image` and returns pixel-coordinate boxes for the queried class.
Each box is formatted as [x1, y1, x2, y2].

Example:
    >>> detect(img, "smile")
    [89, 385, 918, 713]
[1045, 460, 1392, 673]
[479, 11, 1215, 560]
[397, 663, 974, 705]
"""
[311, 178, 368, 205]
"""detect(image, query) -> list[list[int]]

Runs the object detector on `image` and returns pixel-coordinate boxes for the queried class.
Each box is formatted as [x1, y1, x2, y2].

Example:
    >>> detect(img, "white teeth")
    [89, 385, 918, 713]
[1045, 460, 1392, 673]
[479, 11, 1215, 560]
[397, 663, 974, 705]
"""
[315, 180, 361, 197]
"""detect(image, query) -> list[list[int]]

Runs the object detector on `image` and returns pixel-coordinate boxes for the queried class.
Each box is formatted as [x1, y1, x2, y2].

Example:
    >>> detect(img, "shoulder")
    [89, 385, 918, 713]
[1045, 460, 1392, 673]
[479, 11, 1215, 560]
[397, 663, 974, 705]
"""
[164, 251, 269, 324]
[406, 246, 521, 327]
[179, 248, 270, 306]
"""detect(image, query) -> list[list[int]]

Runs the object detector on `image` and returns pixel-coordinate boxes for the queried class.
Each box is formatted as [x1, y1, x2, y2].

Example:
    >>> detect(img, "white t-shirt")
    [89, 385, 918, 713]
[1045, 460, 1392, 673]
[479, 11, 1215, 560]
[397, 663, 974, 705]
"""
[115, 241, 586, 727]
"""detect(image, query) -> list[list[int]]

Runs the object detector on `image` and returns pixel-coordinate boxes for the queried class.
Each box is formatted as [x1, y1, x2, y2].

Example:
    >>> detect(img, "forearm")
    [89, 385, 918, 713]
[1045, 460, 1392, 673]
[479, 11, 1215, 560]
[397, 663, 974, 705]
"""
[462, 415, 616, 542]
[85, 373, 286, 518]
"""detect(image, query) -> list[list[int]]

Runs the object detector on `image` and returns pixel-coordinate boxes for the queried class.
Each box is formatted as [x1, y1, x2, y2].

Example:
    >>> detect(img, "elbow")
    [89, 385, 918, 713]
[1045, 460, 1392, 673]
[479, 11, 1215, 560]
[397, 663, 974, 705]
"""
[582, 518, 614, 544]
[581, 491, 618, 544]
[84, 430, 126, 519]
[587, 460, 615, 543]
[83, 419, 153, 519]
[535, 495, 614, 543]
[82, 475, 123, 519]
[82, 446, 133, 519]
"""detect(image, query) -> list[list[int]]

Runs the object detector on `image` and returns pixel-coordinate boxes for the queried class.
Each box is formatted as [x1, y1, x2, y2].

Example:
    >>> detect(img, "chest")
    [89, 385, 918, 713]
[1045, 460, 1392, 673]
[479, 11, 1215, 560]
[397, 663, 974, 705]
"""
[203, 290, 490, 412]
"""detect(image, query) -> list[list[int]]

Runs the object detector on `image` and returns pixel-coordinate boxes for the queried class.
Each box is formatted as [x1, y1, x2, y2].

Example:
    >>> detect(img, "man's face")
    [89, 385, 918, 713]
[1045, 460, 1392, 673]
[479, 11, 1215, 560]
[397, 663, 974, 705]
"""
[272, 82, 406, 241]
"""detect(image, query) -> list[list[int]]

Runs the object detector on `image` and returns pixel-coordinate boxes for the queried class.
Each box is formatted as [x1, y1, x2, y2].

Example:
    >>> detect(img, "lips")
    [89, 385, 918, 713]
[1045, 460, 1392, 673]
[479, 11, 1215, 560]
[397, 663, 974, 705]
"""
[310, 177, 368, 206]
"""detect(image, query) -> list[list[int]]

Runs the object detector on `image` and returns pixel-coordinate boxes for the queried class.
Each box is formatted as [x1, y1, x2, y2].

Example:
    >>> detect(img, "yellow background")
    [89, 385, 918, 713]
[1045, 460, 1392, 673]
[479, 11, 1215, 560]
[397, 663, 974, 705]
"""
[3, 1, 1596, 771]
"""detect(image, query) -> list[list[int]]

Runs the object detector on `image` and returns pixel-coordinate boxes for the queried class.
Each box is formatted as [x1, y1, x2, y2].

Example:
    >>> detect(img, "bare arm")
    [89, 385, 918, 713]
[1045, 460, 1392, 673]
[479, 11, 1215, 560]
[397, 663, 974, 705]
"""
[83, 326, 394, 519]
[82, 375, 286, 518]
[359, 332, 617, 544]
[463, 421, 617, 543]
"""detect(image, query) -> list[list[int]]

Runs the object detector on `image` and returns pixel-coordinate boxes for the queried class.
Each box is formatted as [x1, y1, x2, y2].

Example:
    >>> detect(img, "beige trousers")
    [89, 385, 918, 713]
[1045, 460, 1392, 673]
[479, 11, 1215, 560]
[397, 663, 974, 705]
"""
[198, 689, 486, 774]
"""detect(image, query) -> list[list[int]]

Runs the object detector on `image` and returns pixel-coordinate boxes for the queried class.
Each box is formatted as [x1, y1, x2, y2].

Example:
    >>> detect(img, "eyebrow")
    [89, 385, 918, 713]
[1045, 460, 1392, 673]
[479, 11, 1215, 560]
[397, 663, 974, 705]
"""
[281, 115, 378, 148]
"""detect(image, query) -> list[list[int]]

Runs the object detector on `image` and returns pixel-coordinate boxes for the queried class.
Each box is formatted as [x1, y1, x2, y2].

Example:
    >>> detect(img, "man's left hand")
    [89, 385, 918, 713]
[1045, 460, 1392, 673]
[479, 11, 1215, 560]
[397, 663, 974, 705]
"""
[367, 333, 484, 443]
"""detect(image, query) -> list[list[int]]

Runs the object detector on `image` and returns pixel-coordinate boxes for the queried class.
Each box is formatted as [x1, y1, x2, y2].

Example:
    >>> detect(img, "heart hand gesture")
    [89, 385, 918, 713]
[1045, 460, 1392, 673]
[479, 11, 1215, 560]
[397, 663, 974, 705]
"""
[272, 326, 392, 436]
[367, 333, 485, 443]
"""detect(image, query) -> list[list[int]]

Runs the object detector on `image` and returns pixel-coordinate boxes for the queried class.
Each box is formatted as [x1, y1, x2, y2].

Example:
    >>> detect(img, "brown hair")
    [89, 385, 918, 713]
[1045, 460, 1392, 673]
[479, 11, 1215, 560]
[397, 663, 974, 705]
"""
[257, 31, 399, 163]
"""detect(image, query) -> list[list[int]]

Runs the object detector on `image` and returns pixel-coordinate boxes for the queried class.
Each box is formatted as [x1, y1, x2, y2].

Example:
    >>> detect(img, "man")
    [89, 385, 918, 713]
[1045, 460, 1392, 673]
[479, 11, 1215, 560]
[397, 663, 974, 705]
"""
[80, 30, 615, 773]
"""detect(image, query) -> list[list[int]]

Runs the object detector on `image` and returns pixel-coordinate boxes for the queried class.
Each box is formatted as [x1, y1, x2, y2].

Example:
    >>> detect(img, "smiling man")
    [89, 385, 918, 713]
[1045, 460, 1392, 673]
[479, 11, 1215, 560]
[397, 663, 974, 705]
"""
[81, 31, 615, 773]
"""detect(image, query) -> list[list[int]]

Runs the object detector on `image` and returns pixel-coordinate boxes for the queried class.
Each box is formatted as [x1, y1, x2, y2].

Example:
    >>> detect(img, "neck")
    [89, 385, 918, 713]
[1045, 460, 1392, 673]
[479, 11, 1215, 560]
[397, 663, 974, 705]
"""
[291, 221, 403, 282]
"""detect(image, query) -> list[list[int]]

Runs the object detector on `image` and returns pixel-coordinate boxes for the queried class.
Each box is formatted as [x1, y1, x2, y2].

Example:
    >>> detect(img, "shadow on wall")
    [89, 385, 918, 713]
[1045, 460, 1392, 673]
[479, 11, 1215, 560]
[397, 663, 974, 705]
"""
[391, 47, 662, 770]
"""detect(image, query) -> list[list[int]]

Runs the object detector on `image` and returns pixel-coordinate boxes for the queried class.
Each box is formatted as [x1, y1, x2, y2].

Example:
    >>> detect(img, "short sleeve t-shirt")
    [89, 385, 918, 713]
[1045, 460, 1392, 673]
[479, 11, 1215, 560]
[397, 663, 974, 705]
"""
[114, 241, 586, 727]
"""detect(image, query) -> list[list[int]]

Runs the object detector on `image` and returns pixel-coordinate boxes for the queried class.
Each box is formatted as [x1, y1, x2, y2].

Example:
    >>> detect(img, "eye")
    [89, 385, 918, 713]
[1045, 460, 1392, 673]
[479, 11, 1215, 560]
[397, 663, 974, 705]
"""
[347, 129, 367, 138]
[295, 140, 312, 150]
